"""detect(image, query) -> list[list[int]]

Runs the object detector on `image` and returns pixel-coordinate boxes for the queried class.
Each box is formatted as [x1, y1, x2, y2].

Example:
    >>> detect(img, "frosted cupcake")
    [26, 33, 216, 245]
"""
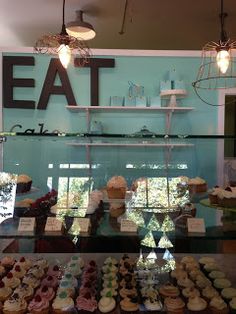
[0, 281, 12, 302]
[52, 291, 75, 313]
[107, 176, 127, 199]
[47, 265, 62, 279]
[208, 271, 226, 281]
[98, 296, 116, 314]
[36, 285, 55, 302]
[221, 287, 236, 303]
[3, 293, 27, 314]
[120, 296, 139, 313]
[41, 275, 58, 289]
[28, 295, 50, 314]
[159, 283, 180, 298]
[177, 276, 194, 289]
[199, 257, 216, 268]
[182, 287, 200, 299]
[201, 286, 219, 302]
[209, 296, 229, 314]
[22, 273, 40, 289]
[2, 272, 20, 289]
[15, 257, 32, 271]
[214, 278, 231, 291]
[1, 257, 15, 271]
[187, 296, 207, 313]
[12, 265, 26, 279]
[164, 296, 185, 314]
[14, 283, 34, 302]
[229, 297, 236, 313]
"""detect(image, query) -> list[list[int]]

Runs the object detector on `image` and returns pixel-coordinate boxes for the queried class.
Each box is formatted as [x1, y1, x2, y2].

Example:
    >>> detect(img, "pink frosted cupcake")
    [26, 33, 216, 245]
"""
[47, 265, 62, 279]
[36, 285, 55, 302]
[41, 275, 58, 289]
[28, 294, 50, 314]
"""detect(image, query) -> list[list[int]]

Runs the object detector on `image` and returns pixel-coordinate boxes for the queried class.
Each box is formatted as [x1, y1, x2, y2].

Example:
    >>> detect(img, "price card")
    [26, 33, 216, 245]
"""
[44, 217, 63, 232]
[187, 218, 206, 233]
[120, 219, 137, 233]
[18, 218, 35, 232]
[73, 218, 90, 233]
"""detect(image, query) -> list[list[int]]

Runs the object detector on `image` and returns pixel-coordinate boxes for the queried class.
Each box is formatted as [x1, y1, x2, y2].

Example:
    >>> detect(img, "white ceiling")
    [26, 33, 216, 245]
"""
[1, 0, 236, 50]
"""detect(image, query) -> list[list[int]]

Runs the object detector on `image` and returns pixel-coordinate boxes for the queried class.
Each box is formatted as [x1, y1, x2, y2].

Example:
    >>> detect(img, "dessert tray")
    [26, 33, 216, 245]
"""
[200, 198, 236, 213]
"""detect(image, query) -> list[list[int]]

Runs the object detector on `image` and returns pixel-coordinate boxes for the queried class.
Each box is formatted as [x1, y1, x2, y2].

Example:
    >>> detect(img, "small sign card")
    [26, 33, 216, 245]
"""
[187, 218, 206, 233]
[74, 218, 90, 233]
[120, 219, 137, 233]
[44, 217, 63, 232]
[18, 217, 35, 232]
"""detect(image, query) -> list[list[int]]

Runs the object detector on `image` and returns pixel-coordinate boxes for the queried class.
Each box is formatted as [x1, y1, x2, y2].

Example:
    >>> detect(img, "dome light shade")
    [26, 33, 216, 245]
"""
[66, 10, 96, 40]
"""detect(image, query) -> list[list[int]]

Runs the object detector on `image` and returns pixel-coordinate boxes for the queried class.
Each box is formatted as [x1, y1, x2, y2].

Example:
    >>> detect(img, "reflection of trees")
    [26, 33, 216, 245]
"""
[0, 183, 15, 218]
[58, 178, 92, 208]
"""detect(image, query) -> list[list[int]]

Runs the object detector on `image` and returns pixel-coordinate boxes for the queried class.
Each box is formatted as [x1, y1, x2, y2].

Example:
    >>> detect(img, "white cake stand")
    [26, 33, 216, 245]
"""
[160, 89, 187, 107]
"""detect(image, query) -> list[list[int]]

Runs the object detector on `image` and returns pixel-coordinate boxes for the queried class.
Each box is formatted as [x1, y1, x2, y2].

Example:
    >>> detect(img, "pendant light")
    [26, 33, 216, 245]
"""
[66, 10, 96, 40]
[34, 0, 91, 68]
[192, 0, 236, 106]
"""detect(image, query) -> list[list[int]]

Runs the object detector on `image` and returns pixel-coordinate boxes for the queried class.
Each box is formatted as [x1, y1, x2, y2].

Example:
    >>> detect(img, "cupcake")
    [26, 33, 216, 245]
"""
[33, 258, 49, 272]
[164, 296, 185, 314]
[15, 257, 32, 272]
[188, 177, 207, 194]
[0, 266, 6, 279]
[0, 281, 12, 302]
[209, 296, 229, 314]
[203, 263, 220, 274]
[187, 296, 208, 313]
[214, 279, 232, 291]
[2, 272, 20, 289]
[76, 291, 98, 313]
[100, 288, 118, 298]
[1, 257, 15, 271]
[41, 275, 58, 289]
[159, 283, 180, 298]
[3, 293, 27, 314]
[180, 256, 197, 266]
[52, 291, 75, 313]
[229, 297, 236, 313]
[47, 265, 62, 279]
[69, 256, 84, 268]
[208, 271, 226, 281]
[189, 269, 204, 281]
[14, 283, 34, 302]
[143, 297, 163, 312]
[120, 296, 139, 313]
[177, 276, 194, 289]
[221, 287, 236, 303]
[27, 265, 45, 279]
[201, 286, 219, 302]
[104, 258, 118, 266]
[107, 176, 127, 199]
[182, 287, 200, 299]
[57, 280, 75, 298]
[199, 257, 216, 268]
[12, 265, 26, 279]
[195, 275, 212, 289]
[65, 262, 82, 278]
[22, 273, 40, 289]
[36, 285, 55, 302]
[28, 294, 50, 314]
[98, 297, 116, 314]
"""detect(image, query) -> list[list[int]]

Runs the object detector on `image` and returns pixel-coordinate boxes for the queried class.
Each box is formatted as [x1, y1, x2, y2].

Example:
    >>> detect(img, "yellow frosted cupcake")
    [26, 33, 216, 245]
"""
[3, 293, 27, 314]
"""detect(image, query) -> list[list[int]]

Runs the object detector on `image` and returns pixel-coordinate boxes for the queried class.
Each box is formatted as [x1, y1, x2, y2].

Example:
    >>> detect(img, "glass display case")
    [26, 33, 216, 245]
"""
[0, 133, 235, 255]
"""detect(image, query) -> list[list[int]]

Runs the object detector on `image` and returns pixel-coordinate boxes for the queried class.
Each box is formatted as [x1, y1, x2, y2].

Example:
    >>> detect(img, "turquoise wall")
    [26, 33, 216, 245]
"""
[2, 52, 219, 227]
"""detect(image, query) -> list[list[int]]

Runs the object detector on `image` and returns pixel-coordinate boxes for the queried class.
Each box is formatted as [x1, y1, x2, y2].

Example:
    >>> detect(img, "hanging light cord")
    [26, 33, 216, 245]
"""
[220, 0, 228, 42]
[119, 0, 128, 35]
[60, 0, 67, 36]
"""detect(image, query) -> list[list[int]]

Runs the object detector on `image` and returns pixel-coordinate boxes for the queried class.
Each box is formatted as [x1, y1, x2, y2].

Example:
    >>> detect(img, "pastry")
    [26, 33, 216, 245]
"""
[199, 256, 216, 267]
[41, 275, 58, 289]
[177, 276, 194, 289]
[36, 285, 55, 302]
[27, 265, 45, 279]
[28, 294, 50, 314]
[164, 296, 185, 314]
[65, 262, 82, 278]
[52, 291, 75, 313]
[216, 187, 236, 208]
[107, 176, 127, 199]
[120, 297, 139, 312]
[14, 283, 34, 302]
[1, 257, 15, 271]
[195, 275, 212, 289]
[76, 292, 98, 312]
[208, 271, 226, 280]
[12, 265, 26, 279]
[143, 297, 163, 312]
[57, 280, 75, 299]
[182, 287, 200, 299]
[3, 293, 27, 314]
[201, 286, 219, 302]
[159, 283, 180, 298]
[221, 287, 236, 302]
[203, 263, 220, 274]
[109, 202, 125, 218]
[188, 177, 207, 193]
[2, 272, 20, 289]
[16, 174, 32, 193]
[209, 296, 229, 314]
[214, 278, 231, 291]
[15, 257, 32, 271]
[0, 281, 12, 302]
[229, 297, 236, 313]
[46, 265, 62, 279]
[98, 297, 116, 313]
[187, 296, 207, 313]
[22, 273, 40, 289]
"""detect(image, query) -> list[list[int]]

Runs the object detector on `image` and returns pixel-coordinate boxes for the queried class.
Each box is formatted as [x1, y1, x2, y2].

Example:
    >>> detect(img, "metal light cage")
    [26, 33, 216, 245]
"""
[34, 0, 91, 67]
[192, 0, 236, 106]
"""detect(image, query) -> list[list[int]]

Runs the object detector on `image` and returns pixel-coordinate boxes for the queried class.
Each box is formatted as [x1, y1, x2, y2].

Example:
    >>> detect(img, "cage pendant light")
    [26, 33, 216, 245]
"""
[192, 0, 236, 106]
[34, 0, 91, 68]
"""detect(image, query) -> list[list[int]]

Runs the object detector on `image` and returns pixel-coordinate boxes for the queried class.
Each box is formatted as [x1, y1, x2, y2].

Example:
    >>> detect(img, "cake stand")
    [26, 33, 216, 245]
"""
[160, 89, 187, 107]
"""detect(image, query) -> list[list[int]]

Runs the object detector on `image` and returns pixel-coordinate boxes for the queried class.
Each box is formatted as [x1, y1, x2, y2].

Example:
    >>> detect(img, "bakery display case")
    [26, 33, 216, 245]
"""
[0, 133, 235, 254]
[0, 133, 235, 313]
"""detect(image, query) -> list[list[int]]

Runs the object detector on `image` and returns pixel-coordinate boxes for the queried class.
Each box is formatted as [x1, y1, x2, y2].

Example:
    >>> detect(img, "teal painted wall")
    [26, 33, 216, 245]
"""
[2, 53, 219, 227]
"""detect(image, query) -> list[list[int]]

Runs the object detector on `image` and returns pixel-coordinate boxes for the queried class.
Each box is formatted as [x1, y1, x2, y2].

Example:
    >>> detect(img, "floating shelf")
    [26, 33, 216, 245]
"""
[66, 142, 194, 148]
[66, 105, 194, 113]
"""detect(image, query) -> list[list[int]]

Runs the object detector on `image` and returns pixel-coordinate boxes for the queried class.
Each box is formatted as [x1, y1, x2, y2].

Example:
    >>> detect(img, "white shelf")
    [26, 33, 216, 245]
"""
[160, 89, 187, 97]
[66, 105, 194, 113]
[66, 142, 194, 148]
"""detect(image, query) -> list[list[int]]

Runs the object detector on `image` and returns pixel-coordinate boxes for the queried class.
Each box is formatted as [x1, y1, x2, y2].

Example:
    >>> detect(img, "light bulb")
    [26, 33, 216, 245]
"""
[216, 49, 230, 74]
[58, 44, 71, 68]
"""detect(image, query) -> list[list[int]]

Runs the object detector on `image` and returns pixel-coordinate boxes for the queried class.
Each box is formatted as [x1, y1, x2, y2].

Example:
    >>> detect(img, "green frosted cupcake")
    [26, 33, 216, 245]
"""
[229, 297, 236, 313]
